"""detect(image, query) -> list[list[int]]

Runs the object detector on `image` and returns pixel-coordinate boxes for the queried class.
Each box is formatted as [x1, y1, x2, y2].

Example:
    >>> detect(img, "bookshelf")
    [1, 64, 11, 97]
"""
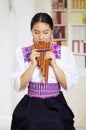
[51, 0, 68, 45]
[51, 0, 86, 73]
[70, 0, 86, 68]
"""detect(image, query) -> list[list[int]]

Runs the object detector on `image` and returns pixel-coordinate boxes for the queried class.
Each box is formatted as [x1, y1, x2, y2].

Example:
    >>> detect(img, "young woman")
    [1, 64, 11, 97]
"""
[10, 12, 79, 130]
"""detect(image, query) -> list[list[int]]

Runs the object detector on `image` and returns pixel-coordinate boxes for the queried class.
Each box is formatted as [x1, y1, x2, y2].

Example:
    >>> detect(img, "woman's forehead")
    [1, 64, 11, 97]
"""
[32, 22, 51, 30]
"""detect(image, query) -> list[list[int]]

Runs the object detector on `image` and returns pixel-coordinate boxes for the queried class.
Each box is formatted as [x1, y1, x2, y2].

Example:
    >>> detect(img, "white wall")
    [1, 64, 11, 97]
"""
[0, 0, 86, 129]
[64, 77, 86, 128]
[34, 0, 51, 15]
[0, 0, 35, 128]
[0, 0, 12, 127]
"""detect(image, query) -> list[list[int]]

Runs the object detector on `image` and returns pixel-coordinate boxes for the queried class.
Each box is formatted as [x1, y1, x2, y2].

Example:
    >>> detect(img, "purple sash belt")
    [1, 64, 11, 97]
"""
[28, 82, 60, 99]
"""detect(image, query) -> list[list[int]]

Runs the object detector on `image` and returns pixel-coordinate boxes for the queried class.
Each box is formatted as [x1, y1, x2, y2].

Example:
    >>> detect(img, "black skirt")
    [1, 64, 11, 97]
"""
[11, 92, 76, 130]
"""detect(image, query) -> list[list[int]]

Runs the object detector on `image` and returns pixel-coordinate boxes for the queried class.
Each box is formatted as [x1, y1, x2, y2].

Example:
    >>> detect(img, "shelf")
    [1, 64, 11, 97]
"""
[71, 24, 86, 26]
[52, 9, 67, 12]
[52, 40, 67, 46]
[71, 9, 86, 12]
[53, 38, 67, 41]
[54, 24, 68, 26]
[72, 39, 86, 41]
[73, 53, 86, 56]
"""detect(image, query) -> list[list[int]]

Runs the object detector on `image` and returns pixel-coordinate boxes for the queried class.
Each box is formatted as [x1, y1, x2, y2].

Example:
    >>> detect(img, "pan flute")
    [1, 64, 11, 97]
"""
[31, 42, 52, 83]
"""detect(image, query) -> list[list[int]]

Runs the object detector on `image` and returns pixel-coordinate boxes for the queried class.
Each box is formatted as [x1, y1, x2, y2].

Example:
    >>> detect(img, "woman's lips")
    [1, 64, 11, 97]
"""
[38, 41, 45, 44]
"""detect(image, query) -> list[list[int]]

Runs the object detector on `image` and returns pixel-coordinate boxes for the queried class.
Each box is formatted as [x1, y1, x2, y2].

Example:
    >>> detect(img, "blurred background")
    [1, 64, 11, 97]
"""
[0, 0, 86, 130]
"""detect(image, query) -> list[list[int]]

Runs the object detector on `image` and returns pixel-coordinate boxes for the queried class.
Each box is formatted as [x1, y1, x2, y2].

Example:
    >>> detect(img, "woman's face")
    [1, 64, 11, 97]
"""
[32, 22, 53, 44]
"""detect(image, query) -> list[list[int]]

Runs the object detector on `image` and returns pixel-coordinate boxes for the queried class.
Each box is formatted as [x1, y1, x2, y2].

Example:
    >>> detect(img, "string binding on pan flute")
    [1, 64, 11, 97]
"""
[31, 42, 52, 83]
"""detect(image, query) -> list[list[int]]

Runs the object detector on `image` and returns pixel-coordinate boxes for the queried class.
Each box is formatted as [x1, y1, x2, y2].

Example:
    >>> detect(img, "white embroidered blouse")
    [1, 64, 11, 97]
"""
[9, 44, 79, 92]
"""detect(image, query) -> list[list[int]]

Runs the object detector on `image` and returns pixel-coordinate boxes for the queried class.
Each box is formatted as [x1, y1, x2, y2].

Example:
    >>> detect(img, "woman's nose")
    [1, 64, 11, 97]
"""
[39, 33, 43, 40]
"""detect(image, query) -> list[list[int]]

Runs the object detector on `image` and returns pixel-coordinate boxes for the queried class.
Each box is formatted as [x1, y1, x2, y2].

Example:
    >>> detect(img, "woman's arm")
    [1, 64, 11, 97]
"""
[45, 51, 67, 90]
[45, 46, 79, 91]
[20, 49, 40, 91]
[51, 61, 67, 90]
[20, 64, 36, 91]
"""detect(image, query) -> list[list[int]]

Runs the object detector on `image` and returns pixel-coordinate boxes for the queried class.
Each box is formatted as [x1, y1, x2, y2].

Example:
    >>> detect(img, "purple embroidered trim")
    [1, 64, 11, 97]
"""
[22, 43, 61, 62]
[28, 82, 60, 99]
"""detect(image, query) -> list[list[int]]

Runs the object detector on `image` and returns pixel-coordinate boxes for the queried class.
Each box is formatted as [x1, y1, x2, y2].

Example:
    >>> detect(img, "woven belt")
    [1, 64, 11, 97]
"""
[28, 82, 60, 99]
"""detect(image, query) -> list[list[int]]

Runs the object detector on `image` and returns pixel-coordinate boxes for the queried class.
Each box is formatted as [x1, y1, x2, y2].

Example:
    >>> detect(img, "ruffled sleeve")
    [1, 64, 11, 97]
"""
[9, 47, 30, 92]
[60, 46, 79, 91]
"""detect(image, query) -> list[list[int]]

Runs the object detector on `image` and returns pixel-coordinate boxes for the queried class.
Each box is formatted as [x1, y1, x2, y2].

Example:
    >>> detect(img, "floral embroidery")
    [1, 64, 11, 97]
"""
[22, 46, 31, 62]
[52, 43, 61, 59]
[22, 43, 61, 63]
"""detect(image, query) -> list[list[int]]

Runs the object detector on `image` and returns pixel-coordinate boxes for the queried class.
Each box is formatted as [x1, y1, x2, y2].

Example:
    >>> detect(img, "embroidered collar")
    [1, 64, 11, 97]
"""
[22, 43, 61, 62]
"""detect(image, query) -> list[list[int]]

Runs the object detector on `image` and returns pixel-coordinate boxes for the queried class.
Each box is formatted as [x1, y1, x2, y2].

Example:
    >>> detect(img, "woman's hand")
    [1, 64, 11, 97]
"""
[45, 51, 67, 89]
[44, 51, 56, 65]
[30, 49, 40, 66]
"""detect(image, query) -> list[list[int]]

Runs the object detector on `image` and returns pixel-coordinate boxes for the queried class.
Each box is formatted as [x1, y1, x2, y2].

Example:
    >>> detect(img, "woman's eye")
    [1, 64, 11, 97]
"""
[35, 31, 39, 34]
[44, 32, 48, 34]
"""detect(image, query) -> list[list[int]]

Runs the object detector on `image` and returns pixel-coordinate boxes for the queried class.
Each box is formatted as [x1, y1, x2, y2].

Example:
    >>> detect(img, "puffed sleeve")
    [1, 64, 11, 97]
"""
[9, 47, 26, 92]
[61, 46, 79, 91]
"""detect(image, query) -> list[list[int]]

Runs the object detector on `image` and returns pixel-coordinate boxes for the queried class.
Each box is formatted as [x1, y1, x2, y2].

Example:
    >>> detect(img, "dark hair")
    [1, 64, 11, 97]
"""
[30, 12, 53, 30]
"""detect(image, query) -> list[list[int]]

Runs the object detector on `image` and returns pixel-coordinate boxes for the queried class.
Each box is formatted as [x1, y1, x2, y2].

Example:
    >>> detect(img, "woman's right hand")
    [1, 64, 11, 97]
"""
[30, 49, 40, 66]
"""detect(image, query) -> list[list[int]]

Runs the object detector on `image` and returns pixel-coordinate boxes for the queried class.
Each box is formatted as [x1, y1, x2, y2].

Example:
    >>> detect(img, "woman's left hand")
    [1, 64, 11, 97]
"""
[44, 51, 56, 65]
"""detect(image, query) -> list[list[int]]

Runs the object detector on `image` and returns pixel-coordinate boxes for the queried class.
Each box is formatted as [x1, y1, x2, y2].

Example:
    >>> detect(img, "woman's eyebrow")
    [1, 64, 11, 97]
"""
[44, 29, 49, 31]
[33, 29, 49, 32]
[34, 29, 39, 31]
